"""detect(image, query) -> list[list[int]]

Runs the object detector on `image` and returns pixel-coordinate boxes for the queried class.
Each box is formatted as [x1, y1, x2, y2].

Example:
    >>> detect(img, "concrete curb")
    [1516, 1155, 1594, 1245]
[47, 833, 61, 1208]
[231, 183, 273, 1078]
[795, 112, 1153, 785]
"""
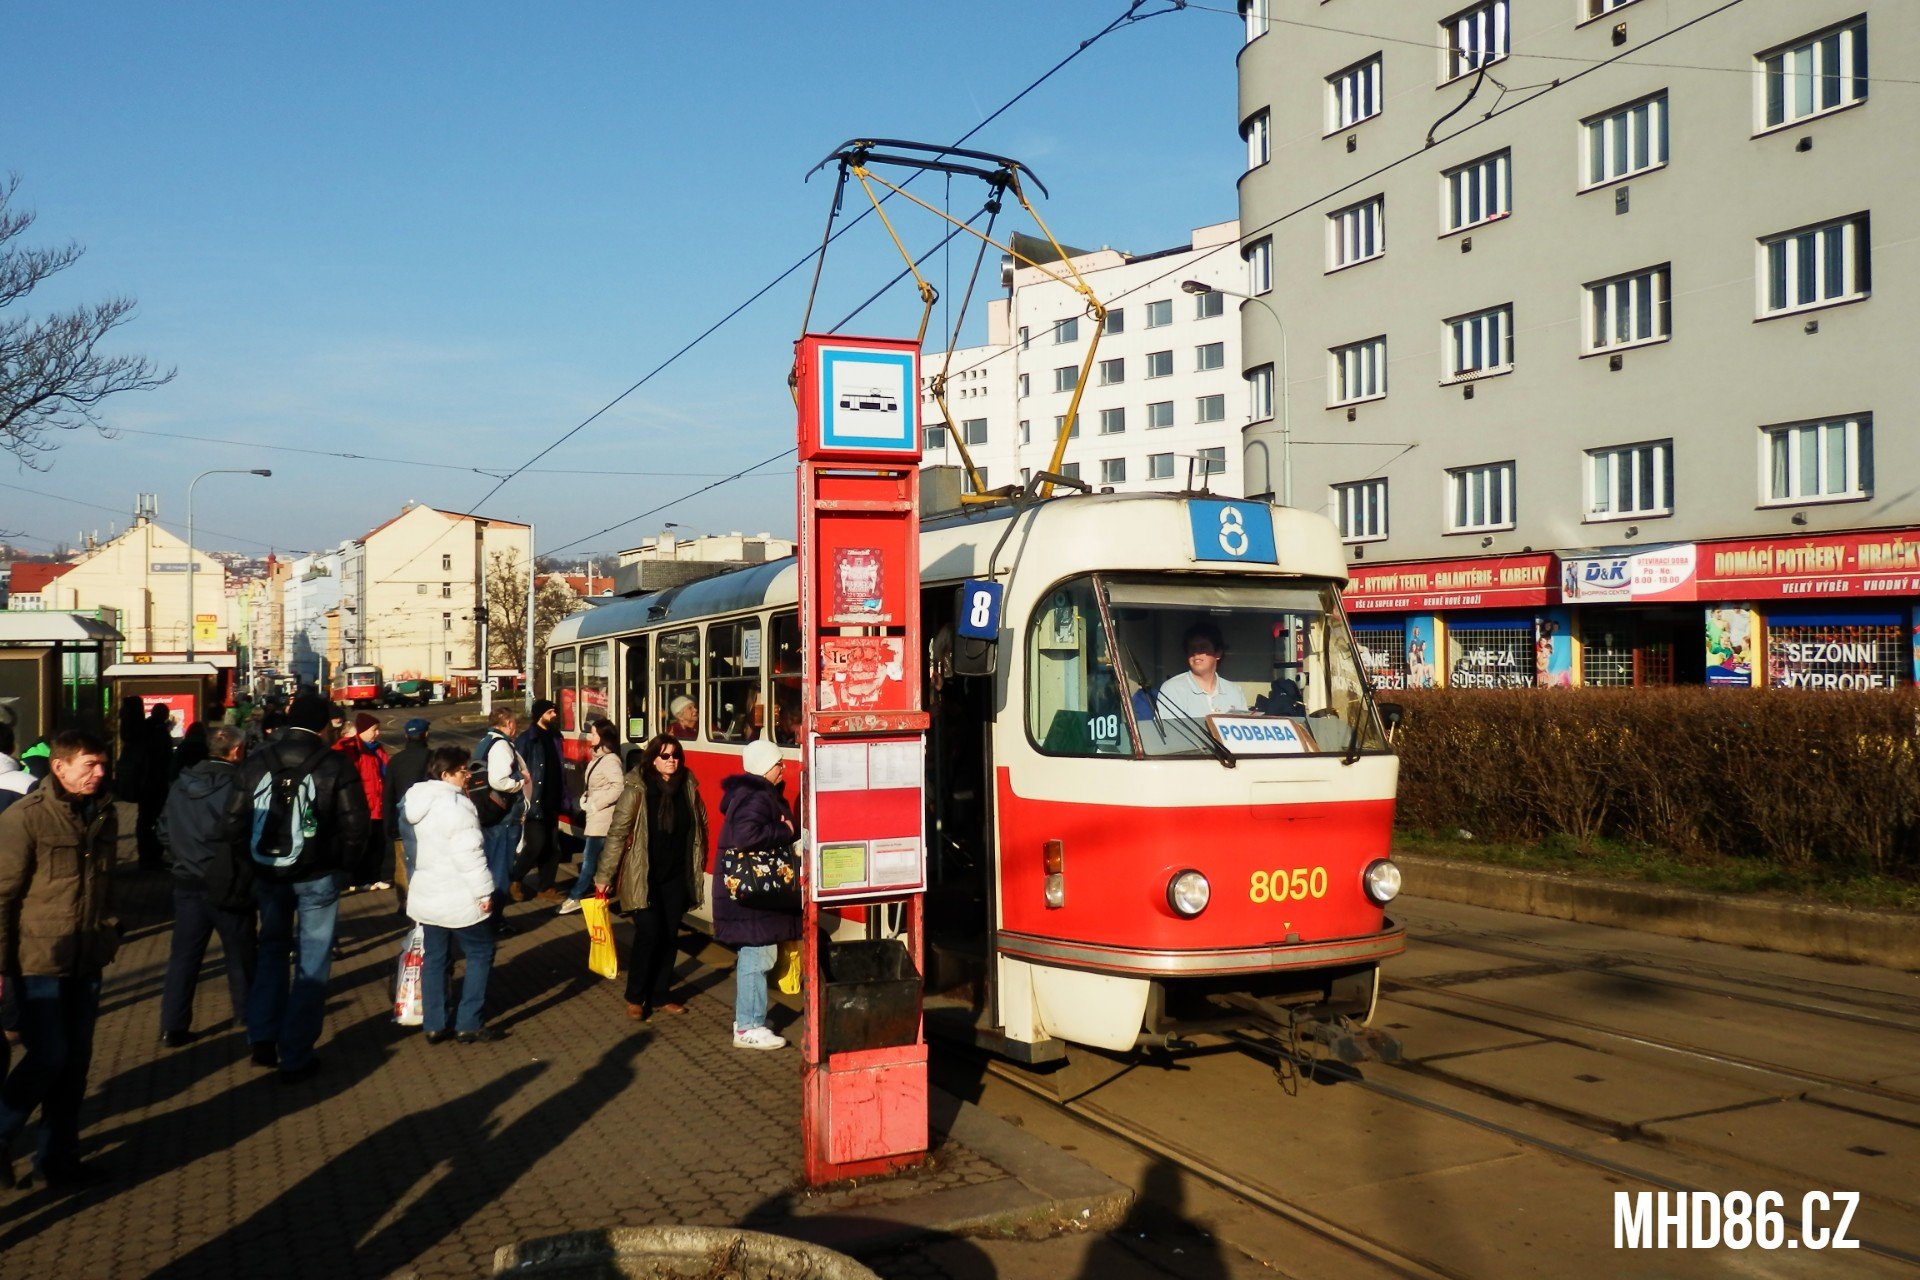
[1398, 852, 1920, 971]
[775, 1088, 1135, 1258]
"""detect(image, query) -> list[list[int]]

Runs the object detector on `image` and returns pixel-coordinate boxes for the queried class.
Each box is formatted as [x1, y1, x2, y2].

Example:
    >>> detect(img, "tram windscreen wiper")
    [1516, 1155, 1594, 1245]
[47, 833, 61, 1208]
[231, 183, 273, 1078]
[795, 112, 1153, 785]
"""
[1148, 695, 1238, 769]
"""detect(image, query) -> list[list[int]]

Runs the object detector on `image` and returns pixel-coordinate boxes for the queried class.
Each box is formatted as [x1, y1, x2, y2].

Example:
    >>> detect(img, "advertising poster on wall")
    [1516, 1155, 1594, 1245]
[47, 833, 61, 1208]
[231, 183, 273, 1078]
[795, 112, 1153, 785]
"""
[1765, 613, 1904, 690]
[1705, 607, 1755, 687]
[1534, 608, 1573, 687]
[818, 636, 906, 711]
[1405, 617, 1440, 688]
[139, 693, 196, 739]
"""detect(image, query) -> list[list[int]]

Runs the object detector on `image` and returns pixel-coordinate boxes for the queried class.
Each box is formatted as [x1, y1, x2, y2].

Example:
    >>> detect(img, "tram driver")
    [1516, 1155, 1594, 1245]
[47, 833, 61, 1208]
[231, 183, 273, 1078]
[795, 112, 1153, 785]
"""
[1153, 621, 1249, 719]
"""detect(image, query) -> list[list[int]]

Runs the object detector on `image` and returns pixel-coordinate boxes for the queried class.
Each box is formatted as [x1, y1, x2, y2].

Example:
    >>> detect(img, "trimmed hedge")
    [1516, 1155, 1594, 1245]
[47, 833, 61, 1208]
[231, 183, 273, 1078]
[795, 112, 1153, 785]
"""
[1390, 689, 1920, 878]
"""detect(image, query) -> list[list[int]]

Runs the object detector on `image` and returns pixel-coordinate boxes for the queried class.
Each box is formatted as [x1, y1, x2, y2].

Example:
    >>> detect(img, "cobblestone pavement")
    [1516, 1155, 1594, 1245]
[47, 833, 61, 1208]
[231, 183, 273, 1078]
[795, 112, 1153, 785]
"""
[0, 831, 1028, 1280]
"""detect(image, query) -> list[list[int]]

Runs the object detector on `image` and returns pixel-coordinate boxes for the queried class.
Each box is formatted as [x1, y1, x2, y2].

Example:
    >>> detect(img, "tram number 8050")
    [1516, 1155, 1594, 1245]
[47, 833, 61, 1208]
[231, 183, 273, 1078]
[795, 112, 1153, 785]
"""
[1250, 867, 1329, 903]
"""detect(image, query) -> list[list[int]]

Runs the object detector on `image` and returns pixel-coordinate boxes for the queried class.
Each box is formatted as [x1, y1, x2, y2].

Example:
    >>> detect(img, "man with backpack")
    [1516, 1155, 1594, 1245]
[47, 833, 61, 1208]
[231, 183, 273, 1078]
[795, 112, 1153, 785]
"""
[471, 706, 526, 935]
[156, 724, 256, 1048]
[509, 699, 565, 902]
[236, 693, 368, 1081]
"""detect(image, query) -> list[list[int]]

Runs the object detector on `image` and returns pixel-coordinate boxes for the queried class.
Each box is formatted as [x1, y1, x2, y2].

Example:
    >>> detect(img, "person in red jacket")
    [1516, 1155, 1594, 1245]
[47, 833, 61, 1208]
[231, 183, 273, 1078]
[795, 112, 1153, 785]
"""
[333, 714, 389, 890]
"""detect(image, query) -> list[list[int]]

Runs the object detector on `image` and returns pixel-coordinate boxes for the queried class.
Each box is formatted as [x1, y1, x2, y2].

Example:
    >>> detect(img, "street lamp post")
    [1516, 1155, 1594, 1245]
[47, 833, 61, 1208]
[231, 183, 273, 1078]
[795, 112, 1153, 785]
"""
[1183, 280, 1291, 507]
[185, 468, 272, 661]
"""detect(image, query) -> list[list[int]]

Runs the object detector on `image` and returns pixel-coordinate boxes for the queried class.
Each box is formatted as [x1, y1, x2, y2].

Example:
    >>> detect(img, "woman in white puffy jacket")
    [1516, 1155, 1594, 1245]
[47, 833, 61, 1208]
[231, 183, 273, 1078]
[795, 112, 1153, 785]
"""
[400, 747, 504, 1044]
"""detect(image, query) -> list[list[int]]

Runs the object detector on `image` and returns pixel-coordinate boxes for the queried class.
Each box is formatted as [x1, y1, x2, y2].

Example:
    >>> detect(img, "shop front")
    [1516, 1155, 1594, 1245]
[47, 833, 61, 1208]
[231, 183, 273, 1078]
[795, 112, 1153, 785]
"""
[1344, 553, 1559, 690]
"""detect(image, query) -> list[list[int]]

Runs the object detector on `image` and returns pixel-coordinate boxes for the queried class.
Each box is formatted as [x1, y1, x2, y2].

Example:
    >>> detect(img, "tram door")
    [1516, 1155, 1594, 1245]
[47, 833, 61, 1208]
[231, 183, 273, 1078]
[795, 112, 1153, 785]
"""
[620, 635, 650, 768]
[922, 586, 994, 994]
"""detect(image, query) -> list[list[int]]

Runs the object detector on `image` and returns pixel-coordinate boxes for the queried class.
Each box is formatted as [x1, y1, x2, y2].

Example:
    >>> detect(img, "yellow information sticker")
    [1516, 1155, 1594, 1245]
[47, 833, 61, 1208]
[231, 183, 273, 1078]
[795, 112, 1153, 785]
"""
[818, 841, 870, 890]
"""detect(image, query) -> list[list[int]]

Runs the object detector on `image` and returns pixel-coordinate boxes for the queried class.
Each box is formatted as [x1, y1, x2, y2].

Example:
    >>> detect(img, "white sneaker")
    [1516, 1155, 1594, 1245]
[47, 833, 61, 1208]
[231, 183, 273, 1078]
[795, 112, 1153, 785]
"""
[733, 1026, 786, 1051]
[556, 898, 582, 915]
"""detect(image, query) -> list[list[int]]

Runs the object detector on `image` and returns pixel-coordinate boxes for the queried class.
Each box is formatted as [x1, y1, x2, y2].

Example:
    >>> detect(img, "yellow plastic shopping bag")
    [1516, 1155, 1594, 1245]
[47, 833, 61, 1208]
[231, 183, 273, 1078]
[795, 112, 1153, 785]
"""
[775, 939, 802, 995]
[582, 896, 619, 980]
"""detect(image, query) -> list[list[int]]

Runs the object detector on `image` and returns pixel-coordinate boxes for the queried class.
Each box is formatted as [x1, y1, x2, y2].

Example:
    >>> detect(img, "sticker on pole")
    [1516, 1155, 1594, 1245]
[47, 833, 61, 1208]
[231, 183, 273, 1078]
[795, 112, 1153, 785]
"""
[1188, 500, 1276, 564]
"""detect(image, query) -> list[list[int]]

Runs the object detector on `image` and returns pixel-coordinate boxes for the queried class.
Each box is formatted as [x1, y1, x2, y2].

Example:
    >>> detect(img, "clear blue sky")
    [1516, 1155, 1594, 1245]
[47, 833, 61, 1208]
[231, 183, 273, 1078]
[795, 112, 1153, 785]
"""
[3, 1, 1242, 561]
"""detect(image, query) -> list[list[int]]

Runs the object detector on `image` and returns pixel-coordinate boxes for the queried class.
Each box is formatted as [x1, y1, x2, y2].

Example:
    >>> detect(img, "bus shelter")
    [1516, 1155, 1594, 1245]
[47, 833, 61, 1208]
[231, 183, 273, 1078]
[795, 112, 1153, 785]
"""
[103, 661, 223, 750]
[0, 611, 123, 740]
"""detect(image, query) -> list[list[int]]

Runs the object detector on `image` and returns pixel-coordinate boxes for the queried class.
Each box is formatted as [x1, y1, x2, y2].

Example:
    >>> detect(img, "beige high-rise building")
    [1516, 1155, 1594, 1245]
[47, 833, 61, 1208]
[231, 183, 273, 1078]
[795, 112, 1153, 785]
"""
[344, 505, 532, 684]
[1236, 1, 1916, 690]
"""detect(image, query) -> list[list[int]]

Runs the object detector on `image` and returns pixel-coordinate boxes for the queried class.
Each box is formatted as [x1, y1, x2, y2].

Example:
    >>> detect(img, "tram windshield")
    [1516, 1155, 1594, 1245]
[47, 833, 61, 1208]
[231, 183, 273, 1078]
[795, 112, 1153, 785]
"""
[1026, 574, 1389, 760]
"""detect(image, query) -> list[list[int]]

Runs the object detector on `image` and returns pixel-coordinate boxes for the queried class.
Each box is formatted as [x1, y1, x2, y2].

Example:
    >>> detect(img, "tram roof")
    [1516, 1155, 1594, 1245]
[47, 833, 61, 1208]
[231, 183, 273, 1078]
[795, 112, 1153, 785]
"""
[554, 492, 1345, 644]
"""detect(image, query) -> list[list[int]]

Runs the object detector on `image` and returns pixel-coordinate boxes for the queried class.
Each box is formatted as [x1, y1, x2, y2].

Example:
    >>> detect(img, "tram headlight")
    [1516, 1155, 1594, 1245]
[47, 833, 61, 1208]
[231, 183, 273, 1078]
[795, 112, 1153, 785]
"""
[1363, 859, 1402, 905]
[1166, 870, 1211, 918]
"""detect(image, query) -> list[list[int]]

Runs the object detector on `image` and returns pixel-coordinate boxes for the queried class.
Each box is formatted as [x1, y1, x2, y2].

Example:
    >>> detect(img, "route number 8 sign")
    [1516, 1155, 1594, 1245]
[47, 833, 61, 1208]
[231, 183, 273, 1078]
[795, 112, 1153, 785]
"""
[1187, 499, 1277, 564]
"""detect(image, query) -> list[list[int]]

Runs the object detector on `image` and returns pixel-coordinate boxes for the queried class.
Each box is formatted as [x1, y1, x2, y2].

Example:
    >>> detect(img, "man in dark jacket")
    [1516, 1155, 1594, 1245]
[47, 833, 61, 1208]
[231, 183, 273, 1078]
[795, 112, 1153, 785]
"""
[383, 718, 432, 901]
[0, 730, 118, 1190]
[509, 699, 565, 901]
[156, 723, 257, 1048]
[236, 694, 368, 1081]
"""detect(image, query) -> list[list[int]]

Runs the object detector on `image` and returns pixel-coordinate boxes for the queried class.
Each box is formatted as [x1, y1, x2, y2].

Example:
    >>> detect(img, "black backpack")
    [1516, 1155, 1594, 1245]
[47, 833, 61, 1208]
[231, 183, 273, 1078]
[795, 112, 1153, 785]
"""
[467, 733, 514, 828]
[250, 749, 323, 870]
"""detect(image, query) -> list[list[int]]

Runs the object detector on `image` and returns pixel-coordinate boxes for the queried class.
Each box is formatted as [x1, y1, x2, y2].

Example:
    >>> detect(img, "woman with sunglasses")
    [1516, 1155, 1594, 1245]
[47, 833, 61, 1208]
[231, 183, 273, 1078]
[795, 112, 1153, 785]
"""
[595, 734, 709, 1020]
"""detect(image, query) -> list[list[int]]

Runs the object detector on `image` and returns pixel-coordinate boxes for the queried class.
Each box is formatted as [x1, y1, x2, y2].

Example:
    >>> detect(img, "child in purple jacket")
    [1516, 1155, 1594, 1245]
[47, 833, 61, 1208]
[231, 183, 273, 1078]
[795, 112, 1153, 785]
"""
[713, 740, 801, 1050]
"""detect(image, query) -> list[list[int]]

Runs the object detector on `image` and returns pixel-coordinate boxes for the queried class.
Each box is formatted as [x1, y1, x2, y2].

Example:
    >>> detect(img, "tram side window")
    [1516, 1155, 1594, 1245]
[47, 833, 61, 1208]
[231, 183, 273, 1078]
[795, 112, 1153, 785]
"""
[580, 642, 611, 731]
[622, 635, 650, 743]
[1026, 578, 1129, 757]
[771, 612, 803, 747]
[551, 647, 579, 732]
[706, 619, 764, 743]
[657, 628, 701, 739]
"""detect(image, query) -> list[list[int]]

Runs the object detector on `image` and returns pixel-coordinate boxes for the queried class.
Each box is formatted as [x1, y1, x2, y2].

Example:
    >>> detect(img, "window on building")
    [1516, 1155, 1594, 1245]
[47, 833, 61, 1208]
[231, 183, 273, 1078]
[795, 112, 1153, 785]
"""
[1148, 452, 1176, 480]
[1246, 237, 1273, 295]
[1196, 394, 1226, 423]
[1099, 357, 1125, 386]
[1018, 325, 1030, 350]
[1100, 407, 1127, 435]
[1145, 299, 1172, 328]
[1243, 108, 1271, 170]
[1586, 440, 1673, 518]
[1054, 414, 1081, 439]
[1248, 364, 1275, 421]
[1334, 478, 1389, 541]
[1445, 304, 1513, 380]
[1585, 266, 1670, 353]
[1447, 461, 1516, 532]
[1443, 149, 1510, 232]
[1060, 462, 1082, 481]
[1053, 365, 1077, 393]
[1444, 0, 1509, 82]
[1760, 214, 1869, 316]
[1586, 0, 1640, 16]
[1100, 458, 1127, 485]
[1194, 289, 1224, 319]
[961, 418, 988, 446]
[1197, 447, 1227, 475]
[1760, 17, 1867, 130]
[1145, 350, 1174, 379]
[1330, 336, 1388, 404]
[974, 467, 989, 489]
[1054, 316, 1079, 344]
[1195, 342, 1225, 372]
[1327, 54, 1384, 132]
[416, 583, 427, 595]
[1242, 0, 1268, 43]
[1583, 92, 1668, 188]
[444, 649, 452, 665]
[1104, 309, 1125, 335]
[924, 424, 948, 450]
[1019, 419, 1031, 445]
[442, 612, 452, 632]
[1328, 196, 1385, 269]
[436, 581, 449, 599]
[440, 554, 452, 571]
[1147, 401, 1174, 430]
[1762, 415, 1871, 504]
[1017, 372, 1029, 397]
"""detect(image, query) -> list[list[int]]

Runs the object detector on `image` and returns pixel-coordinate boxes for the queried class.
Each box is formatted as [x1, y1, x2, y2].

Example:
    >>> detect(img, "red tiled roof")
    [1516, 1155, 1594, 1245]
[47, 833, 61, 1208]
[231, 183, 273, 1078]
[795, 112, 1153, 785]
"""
[6, 561, 74, 594]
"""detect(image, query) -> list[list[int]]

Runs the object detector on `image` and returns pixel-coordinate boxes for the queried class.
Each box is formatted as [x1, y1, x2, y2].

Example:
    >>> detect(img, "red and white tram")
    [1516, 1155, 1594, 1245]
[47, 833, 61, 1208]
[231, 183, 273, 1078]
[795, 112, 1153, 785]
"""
[543, 492, 1405, 1061]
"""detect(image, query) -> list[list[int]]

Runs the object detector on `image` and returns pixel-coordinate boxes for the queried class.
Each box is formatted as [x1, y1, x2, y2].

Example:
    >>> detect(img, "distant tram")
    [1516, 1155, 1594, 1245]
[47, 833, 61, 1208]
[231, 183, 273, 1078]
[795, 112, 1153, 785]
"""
[331, 664, 383, 708]
[543, 492, 1405, 1062]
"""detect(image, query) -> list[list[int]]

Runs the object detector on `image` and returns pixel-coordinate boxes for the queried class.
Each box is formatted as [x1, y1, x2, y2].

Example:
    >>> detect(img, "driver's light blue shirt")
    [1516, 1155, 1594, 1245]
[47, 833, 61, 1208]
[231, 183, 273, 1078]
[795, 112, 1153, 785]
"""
[1153, 671, 1250, 718]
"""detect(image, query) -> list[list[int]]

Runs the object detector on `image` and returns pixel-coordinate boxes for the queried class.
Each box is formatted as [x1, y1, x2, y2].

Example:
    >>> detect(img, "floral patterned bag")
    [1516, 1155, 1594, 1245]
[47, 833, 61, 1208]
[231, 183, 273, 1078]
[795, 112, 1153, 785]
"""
[719, 844, 800, 912]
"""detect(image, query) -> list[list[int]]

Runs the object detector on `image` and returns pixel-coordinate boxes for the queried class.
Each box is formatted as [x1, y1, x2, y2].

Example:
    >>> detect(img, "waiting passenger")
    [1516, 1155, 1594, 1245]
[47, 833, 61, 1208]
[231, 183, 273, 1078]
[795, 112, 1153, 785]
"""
[401, 747, 502, 1043]
[667, 696, 699, 740]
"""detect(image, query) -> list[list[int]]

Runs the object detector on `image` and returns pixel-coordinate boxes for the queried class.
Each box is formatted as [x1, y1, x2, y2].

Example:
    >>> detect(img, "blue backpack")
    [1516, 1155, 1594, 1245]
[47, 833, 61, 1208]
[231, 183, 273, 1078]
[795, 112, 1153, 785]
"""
[251, 756, 320, 868]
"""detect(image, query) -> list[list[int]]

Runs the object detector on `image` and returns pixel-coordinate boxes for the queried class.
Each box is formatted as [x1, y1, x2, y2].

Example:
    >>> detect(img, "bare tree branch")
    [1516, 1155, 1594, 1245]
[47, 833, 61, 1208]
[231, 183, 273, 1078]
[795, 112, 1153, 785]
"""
[0, 173, 175, 466]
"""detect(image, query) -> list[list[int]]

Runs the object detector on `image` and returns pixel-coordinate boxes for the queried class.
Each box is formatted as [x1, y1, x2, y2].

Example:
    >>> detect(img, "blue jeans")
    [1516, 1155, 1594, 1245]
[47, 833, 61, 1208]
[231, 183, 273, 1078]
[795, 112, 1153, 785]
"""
[246, 875, 339, 1071]
[0, 975, 102, 1173]
[483, 822, 519, 895]
[567, 836, 606, 901]
[420, 922, 496, 1034]
[733, 944, 777, 1032]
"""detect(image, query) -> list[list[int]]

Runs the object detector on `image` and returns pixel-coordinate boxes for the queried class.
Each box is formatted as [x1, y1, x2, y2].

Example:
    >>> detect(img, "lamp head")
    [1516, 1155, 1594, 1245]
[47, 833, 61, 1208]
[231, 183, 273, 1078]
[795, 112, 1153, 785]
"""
[1180, 280, 1213, 295]
[252, 469, 273, 477]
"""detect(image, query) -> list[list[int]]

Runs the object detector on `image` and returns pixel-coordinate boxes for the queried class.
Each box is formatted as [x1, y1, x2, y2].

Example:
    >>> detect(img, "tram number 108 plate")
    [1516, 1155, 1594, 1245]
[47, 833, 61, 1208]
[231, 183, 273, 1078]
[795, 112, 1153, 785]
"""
[1250, 867, 1329, 903]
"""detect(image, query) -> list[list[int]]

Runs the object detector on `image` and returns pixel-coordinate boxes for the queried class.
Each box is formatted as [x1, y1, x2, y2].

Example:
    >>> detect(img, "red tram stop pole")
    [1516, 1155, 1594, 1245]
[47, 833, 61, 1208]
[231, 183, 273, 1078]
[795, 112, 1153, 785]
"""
[793, 333, 932, 1185]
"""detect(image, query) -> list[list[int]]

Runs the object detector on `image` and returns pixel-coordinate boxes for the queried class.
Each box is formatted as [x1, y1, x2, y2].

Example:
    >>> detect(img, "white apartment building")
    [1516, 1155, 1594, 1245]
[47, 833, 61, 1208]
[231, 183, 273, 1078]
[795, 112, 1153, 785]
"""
[919, 222, 1250, 498]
